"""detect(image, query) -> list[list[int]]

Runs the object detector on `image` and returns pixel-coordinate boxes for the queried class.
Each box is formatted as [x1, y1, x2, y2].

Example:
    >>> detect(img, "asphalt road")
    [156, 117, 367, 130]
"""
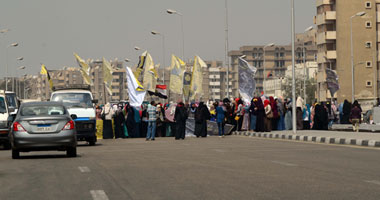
[1, 135, 380, 200]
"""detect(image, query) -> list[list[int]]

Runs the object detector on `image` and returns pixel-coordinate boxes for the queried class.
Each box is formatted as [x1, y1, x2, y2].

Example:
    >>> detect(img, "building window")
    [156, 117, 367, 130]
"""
[365, 21, 372, 28]
[365, 41, 372, 48]
[365, 1, 371, 8]
[366, 81, 372, 87]
[366, 61, 372, 68]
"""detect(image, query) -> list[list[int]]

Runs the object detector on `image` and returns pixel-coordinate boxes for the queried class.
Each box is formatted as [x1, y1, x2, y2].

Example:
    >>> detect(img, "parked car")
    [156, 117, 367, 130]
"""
[0, 90, 14, 149]
[9, 101, 77, 159]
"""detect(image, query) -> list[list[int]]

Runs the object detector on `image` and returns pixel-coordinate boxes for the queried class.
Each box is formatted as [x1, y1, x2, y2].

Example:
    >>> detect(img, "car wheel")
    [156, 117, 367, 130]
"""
[12, 149, 20, 159]
[3, 142, 11, 150]
[88, 137, 96, 146]
[67, 147, 77, 157]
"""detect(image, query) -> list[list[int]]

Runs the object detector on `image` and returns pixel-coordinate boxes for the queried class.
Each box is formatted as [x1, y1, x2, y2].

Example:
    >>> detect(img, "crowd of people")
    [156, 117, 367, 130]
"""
[95, 96, 367, 140]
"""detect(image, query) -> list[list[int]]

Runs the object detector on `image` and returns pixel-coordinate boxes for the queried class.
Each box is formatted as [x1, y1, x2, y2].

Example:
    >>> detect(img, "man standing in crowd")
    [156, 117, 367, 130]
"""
[146, 101, 157, 141]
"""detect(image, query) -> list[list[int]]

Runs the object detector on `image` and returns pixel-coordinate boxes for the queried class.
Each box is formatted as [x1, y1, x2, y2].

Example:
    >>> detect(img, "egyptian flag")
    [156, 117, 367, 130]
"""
[267, 71, 273, 78]
[148, 85, 168, 99]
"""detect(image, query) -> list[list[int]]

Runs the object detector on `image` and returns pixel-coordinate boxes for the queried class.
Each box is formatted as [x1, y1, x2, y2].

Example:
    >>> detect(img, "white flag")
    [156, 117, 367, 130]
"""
[126, 67, 146, 107]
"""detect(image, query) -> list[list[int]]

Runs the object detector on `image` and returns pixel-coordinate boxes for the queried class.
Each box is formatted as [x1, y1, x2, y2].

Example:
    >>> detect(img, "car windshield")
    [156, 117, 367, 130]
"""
[6, 94, 17, 108]
[51, 93, 92, 108]
[0, 97, 6, 113]
[21, 105, 66, 116]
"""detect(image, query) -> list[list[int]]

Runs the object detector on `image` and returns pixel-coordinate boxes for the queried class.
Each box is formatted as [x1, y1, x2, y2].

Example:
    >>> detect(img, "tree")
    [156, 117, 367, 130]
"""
[282, 77, 316, 105]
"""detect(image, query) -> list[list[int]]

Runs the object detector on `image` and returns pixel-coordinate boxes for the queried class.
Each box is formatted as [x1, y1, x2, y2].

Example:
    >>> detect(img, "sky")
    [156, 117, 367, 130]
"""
[0, 0, 316, 78]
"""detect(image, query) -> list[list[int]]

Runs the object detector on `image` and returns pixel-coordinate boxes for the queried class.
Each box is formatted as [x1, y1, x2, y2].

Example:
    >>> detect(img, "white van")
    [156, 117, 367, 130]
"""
[5, 91, 19, 115]
[0, 90, 15, 149]
[50, 85, 97, 145]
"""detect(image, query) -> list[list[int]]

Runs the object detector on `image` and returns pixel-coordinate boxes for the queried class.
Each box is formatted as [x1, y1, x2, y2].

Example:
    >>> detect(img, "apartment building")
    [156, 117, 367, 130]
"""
[89, 60, 127, 104]
[316, 0, 379, 110]
[31, 67, 84, 100]
[229, 32, 317, 98]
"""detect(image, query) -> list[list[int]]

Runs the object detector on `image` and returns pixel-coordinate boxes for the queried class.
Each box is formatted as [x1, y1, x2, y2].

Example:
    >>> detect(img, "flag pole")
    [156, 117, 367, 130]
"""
[103, 82, 107, 104]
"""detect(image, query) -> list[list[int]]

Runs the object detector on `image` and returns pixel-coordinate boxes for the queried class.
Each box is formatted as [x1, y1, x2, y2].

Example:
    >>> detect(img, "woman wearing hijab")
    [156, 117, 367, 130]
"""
[165, 103, 177, 137]
[264, 99, 272, 132]
[101, 102, 114, 139]
[234, 99, 244, 131]
[242, 102, 250, 131]
[284, 100, 293, 130]
[194, 102, 211, 137]
[269, 96, 279, 130]
[276, 98, 285, 130]
[216, 101, 226, 137]
[321, 102, 329, 130]
[249, 98, 258, 131]
[303, 104, 311, 130]
[255, 97, 265, 132]
[114, 104, 125, 139]
[296, 97, 304, 130]
[125, 104, 134, 138]
[174, 102, 188, 140]
[341, 100, 352, 124]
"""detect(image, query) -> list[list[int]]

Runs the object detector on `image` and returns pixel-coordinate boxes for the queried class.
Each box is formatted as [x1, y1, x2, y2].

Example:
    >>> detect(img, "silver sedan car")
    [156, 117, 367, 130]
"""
[9, 102, 77, 159]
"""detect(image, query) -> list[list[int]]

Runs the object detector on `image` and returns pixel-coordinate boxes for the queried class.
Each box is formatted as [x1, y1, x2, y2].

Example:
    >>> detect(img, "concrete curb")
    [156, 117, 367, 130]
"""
[232, 131, 380, 148]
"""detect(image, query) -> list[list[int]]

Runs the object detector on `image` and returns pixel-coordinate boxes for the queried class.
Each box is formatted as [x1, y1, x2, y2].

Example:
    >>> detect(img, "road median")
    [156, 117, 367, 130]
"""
[233, 130, 380, 148]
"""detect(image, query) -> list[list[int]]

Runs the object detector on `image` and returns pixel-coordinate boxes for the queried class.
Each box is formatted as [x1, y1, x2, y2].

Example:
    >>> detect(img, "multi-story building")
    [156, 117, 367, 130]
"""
[89, 60, 127, 104]
[316, 0, 379, 110]
[31, 67, 84, 101]
[229, 32, 317, 98]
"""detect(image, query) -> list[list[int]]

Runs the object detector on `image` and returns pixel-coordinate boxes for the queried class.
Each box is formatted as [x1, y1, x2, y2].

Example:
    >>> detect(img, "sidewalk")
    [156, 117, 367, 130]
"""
[233, 130, 380, 148]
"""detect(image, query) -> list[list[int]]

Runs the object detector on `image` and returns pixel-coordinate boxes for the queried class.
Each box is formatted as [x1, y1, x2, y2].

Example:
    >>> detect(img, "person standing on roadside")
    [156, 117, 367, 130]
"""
[101, 102, 114, 139]
[194, 102, 210, 138]
[216, 101, 226, 137]
[350, 101, 362, 132]
[174, 102, 188, 140]
[146, 101, 157, 141]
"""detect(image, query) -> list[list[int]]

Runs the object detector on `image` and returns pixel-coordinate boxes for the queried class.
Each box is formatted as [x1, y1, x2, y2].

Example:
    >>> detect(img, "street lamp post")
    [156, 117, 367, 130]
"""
[6, 42, 19, 91]
[167, 9, 184, 60]
[350, 11, 366, 103]
[225, 0, 230, 99]
[151, 30, 166, 84]
[291, 0, 296, 134]
[263, 43, 275, 96]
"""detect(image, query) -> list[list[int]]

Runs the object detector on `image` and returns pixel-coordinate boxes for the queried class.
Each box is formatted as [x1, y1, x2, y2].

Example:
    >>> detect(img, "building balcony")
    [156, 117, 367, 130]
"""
[316, 11, 336, 25]
[316, 0, 333, 7]
[316, 31, 336, 45]
[326, 50, 337, 59]
[326, 31, 336, 40]
[325, 11, 336, 20]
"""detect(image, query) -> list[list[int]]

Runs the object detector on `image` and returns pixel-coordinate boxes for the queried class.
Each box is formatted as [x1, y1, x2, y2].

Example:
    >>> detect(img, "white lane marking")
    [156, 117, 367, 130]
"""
[364, 180, 380, 186]
[271, 161, 298, 167]
[90, 190, 109, 200]
[78, 166, 91, 173]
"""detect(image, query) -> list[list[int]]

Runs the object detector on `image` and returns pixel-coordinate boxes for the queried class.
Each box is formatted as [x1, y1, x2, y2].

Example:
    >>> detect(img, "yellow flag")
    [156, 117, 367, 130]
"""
[74, 53, 93, 85]
[134, 51, 147, 79]
[80, 68, 92, 85]
[102, 58, 113, 96]
[142, 52, 157, 93]
[190, 56, 206, 100]
[169, 55, 186, 94]
[40, 64, 53, 90]
[102, 57, 113, 85]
